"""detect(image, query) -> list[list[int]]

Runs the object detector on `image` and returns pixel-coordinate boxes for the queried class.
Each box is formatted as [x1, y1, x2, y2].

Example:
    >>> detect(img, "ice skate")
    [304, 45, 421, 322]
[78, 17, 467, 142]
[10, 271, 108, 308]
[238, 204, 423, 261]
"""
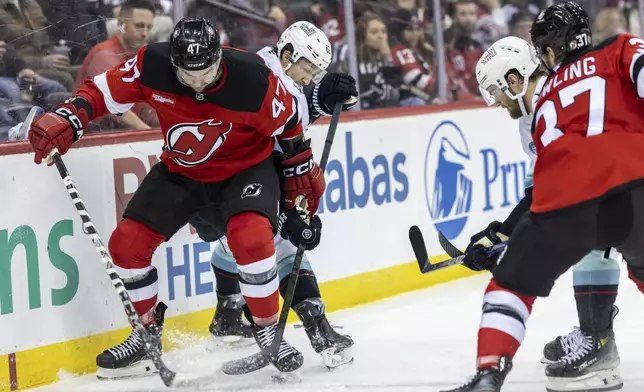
[441, 356, 513, 392]
[250, 319, 304, 372]
[206, 293, 254, 351]
[542, 306, 619, 364]
[294, 298, 354, 369]
[96, 302, 167, 380]
[545, 329, 622, 392]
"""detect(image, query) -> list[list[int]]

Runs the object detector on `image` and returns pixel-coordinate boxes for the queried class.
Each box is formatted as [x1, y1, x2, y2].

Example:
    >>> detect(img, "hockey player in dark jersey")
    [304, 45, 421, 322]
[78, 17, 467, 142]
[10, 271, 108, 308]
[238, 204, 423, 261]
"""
[27, 17, 328, 379]
[443, 2, 644, 391]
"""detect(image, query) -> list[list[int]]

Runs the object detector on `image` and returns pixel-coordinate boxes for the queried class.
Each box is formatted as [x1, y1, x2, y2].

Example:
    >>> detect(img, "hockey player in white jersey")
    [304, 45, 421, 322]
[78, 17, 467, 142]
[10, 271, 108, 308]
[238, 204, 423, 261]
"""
[467, 34, 622, 392]
[189, 21, 357, 369]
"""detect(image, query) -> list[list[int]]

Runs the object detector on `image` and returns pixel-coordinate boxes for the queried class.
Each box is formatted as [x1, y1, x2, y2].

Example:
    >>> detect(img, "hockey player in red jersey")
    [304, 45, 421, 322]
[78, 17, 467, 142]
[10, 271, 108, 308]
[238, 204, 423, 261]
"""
[28, 18, 324, 378]
[443, 2, 644, 392]
[190, 21, 357, 371]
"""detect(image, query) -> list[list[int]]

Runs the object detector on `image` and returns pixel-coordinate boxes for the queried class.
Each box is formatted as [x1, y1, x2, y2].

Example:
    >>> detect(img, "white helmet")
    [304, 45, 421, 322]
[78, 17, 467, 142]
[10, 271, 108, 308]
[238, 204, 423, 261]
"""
[277, 21, 332, 75]
[476, 36, 540, 114]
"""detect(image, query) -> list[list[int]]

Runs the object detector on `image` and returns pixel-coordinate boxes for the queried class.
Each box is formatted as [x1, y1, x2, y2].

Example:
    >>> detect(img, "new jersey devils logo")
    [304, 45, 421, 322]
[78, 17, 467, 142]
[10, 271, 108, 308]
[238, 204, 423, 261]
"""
[165, 120, 232, 166]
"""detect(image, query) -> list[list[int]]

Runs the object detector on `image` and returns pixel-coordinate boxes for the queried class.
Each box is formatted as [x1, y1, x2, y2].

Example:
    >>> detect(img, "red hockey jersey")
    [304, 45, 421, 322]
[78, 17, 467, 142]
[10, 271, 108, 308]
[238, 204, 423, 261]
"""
[75, 44, 303, 182]
[391, 42, 436, 95]
[532, 34, 644, 213]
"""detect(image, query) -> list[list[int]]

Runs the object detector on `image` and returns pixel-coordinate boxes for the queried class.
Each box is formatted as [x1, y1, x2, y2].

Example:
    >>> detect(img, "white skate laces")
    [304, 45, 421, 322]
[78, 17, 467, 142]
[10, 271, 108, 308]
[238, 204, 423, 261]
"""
[560, 334, 594, 364]
[107, 330, 143, 360]
[257, 324, 297, 361]
[277, 340, 298, 361]
[559, 328, 585, 354]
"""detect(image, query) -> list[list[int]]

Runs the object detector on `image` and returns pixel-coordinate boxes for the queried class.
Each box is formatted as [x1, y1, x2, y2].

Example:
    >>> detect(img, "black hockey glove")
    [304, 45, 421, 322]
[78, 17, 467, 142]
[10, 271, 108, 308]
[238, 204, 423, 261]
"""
[312, 72, 358, 116]
[463, 221, 509, 272]
[278, 208, 323, 251]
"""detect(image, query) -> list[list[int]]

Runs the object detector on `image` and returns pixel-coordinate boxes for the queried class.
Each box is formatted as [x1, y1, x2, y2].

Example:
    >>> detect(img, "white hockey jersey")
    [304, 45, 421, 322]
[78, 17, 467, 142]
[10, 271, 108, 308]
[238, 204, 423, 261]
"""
[257, 46, 311, 131]
[518, 75, 547, 189]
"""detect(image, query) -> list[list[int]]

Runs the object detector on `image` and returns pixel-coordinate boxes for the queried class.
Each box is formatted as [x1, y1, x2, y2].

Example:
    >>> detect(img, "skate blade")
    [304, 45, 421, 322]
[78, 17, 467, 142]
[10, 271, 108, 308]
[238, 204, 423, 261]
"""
[546, 368, 624, 392]
[205, 335, 255, 352]
[541, 356, 557, 365]
[320, 347, 354, 369]
[96, 360, 157, 380]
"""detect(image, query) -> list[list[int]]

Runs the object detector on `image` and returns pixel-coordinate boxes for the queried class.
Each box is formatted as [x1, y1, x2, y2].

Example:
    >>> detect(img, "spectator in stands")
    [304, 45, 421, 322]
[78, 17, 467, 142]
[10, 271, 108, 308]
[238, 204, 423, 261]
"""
[105, 0, 174, 42]
[476, 0, 508, 47]
[389, 8, 436, 106]
[77, 0, 158, 131]
[311, 0, 345, 45]
[36, 0, 106, 65]
[500, 0, 540, 21]
[185, 0, 283, 52]
[593, 7, 628, 43]
[355, 11, 401, 110]
[0, 40, 67, 106]
[0, 0, 75, 91]
[508, 10, 533, 42]
[444, 0, 483, 100]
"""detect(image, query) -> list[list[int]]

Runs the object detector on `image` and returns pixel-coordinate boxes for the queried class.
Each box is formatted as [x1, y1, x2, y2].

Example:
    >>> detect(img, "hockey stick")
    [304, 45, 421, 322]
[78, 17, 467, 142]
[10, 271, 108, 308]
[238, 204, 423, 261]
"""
[409, 226, 507, 274]
[23, 107, 177, 387]
[438, 230, 464, 258]
[409, 226, 465, 273]
[221, 100, 344, 375]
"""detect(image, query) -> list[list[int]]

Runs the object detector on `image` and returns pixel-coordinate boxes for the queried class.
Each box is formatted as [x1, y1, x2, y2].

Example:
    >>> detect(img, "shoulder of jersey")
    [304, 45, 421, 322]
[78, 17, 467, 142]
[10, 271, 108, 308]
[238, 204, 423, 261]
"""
[256, 46, 283, 75]
[221, 47, 274, 99]
[138, 42, 179, 87]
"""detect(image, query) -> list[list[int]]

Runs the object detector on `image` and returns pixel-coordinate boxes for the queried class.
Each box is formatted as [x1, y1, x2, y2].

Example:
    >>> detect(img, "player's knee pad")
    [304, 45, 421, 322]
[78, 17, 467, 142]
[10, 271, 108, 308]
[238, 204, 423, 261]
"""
[108, 218, 165, 316]
[573, 250, 621, 286]
[109, 218, 165, 274]
[227, 212, 278, 310]
[226, 212, 275, 265]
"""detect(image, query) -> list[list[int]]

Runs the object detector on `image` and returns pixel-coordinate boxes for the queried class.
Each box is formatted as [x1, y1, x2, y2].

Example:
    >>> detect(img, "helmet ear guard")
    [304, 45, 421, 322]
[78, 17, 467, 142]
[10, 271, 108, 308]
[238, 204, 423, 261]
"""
[277, 21, 332, 74]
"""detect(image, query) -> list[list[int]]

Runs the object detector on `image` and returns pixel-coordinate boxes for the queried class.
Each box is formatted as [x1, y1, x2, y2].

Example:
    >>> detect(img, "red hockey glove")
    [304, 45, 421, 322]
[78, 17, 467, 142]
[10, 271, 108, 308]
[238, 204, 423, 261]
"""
[29, 104, 85, 165]
[281, 149, 325, 214]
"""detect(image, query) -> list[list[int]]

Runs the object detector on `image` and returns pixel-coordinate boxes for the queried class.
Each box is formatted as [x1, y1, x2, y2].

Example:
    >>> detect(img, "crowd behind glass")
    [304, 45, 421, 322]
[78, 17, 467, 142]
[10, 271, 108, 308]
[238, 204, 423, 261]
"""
[0, 0, 639, 141]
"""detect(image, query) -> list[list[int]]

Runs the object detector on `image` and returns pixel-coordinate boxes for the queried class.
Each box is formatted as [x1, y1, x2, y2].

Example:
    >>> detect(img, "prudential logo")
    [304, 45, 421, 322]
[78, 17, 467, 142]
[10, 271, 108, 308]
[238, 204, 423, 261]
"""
[424, 121, 472, 240]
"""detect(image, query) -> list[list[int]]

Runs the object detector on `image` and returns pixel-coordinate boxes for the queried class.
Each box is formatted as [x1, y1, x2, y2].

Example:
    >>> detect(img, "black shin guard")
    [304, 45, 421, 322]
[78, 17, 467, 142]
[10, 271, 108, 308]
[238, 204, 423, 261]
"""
[279, 269, 321, 308]
[212, 265, 241, 296]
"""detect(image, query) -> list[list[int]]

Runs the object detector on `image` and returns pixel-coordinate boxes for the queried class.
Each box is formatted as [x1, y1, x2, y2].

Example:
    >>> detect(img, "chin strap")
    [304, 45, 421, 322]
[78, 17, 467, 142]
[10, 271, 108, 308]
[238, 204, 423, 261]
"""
[518, 95, 529, 117]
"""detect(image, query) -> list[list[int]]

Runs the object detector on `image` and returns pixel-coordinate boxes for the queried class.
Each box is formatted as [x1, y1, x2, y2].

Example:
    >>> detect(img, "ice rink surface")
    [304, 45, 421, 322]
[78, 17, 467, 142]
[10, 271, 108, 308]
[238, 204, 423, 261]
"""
[29, 270, 644, 392]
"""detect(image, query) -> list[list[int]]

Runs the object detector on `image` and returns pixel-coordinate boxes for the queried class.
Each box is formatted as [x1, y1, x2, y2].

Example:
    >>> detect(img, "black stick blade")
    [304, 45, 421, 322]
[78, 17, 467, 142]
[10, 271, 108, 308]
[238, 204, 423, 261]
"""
[409, 226, 430, 273]
[221, 351, 272, 375]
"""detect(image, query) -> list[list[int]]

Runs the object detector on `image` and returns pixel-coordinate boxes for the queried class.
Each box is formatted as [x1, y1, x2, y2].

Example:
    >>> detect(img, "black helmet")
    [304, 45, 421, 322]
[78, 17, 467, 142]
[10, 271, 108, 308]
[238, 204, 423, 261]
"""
[562, 1, 590, 28]
[530, 1, 591, 63]
[170, 18, 221, 71]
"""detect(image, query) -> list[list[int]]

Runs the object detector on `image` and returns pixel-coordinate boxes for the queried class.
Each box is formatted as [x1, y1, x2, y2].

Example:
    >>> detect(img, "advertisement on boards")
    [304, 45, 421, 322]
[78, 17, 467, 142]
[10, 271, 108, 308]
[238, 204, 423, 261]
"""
[0, 106, 529, 353]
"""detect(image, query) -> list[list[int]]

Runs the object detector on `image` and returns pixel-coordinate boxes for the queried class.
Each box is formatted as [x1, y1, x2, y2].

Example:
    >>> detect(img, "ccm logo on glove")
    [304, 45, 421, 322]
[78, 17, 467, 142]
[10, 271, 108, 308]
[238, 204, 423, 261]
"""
[283, 158, 314, 177]
[54, 107, 84, 139]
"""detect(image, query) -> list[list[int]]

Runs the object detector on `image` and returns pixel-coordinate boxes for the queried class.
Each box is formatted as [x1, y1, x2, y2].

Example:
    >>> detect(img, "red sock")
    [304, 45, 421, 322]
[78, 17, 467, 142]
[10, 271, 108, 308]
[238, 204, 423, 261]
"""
[477, 279, 536, 368]
[227, 212, 279, 325]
